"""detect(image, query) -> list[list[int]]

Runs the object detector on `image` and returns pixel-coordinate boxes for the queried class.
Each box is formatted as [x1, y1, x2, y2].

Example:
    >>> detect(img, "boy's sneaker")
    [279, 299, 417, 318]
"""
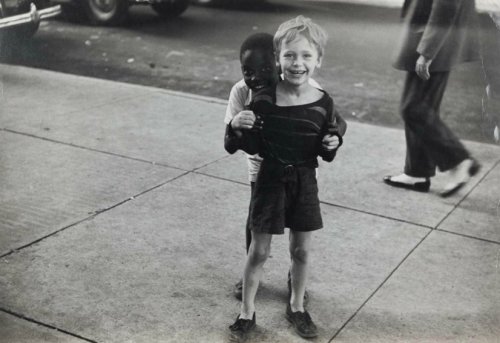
[286, 304, 318, 338]
[287, 271, 309, 305]
[234, 279, 243, 301]
[229, 313, 256, 342]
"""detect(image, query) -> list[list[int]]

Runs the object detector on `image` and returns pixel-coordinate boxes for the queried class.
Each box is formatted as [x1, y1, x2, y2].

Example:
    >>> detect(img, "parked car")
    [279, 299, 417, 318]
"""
[55, 0, 190, 25]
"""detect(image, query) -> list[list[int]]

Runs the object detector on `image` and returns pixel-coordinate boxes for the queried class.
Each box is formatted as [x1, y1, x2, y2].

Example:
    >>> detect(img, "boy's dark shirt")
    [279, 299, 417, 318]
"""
[230, 86, 346, 166]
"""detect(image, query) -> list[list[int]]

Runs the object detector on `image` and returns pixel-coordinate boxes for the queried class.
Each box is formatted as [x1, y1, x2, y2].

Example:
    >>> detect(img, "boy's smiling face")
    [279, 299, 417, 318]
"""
[241, 48, 279, 91]
[278, 34, 322, 87]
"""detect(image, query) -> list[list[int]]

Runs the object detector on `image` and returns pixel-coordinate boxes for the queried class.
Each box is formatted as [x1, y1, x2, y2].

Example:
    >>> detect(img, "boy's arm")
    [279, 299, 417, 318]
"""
[224, 122, 260, 155]
[224, 123, 242, 154]
[320, 98, 347, 162]
[224, 81, 247, 154]
[332, 109, 347, 137]
[224, 81, 247, 125]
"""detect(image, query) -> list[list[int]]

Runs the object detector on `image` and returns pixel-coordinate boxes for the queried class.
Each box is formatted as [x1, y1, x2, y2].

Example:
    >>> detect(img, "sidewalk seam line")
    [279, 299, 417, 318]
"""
[435, 228, 500, 245]
[320, 200, 433, 230]
[0, 215, 97, 259]
[0, 171, 191, 259]
[193, 171, 251, 187]
[191, 154, 234, 172]
[2, 128, 188, 171]
[435, 158, 500, 230]
[0, 307, 98, 343]
[329, 229, 433, 342]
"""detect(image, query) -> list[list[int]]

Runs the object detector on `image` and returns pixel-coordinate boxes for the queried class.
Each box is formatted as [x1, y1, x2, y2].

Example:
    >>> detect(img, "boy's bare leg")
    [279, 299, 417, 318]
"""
[287, 230, 318, 338]
[289, 231, 312, 312]
[240, 231, 273, 319]
[232, 210, 253, 300]
[288, 231, 309, 304]
[233, 183, 256, 300]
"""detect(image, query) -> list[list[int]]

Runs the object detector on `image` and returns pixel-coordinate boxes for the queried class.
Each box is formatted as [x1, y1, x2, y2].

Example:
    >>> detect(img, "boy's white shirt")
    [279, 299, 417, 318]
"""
[225, 77, 322, 182]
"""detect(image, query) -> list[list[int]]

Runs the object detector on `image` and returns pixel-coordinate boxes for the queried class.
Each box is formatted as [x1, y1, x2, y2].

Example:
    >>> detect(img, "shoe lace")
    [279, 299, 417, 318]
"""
[230, 317, 252, 331]
[301, 311, 313, 325]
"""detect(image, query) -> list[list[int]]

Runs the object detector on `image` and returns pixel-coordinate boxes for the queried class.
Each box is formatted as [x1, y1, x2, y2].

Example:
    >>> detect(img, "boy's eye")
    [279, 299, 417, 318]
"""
[261, 67, 273, 73]
[242, 70, 254, 77]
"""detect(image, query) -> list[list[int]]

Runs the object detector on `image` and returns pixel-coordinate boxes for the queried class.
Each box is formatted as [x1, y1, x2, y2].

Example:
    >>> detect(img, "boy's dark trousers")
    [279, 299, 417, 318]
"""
[401, 71, 470, 178]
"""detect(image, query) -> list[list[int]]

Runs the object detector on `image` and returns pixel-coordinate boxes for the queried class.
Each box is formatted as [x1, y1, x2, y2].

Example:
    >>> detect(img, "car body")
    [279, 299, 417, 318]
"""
[0, 0, 60, 35]
[53, 0, 190, 25]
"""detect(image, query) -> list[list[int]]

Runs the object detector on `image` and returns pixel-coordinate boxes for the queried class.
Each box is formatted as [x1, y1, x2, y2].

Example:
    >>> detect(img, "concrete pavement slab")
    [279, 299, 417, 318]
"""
[196, 152, 249, 185]
[301, 0, 403, 7]
[333, 230, 500, 342]
[0, 130, 184, 256]
[1, 65, 228, 171]
[317, 123, 499, 228]
[0, 312, 85, 343]
[0, 172, 429, 342]
[2, 63, 498, 343]
[0, 65, 153, 124]
[438, 162, 500, 243]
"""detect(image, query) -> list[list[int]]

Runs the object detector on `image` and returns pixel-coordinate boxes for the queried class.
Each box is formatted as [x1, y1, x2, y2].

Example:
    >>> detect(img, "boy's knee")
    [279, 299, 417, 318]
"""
[249, 245, 270, 265]
[290, 246, 309, 264]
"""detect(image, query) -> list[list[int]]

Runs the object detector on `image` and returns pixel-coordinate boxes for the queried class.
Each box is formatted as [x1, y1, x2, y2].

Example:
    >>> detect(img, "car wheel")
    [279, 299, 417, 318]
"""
[60, 3, 88, 23]
[82, 0, 129, 25]
[152, 0, 190, 17]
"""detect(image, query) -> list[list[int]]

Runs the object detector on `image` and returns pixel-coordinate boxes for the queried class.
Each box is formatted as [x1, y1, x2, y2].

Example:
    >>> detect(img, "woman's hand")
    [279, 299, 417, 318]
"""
[416, 55, 432, 81]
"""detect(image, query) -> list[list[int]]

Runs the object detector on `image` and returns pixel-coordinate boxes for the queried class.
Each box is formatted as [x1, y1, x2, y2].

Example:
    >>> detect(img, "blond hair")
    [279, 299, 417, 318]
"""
[274, 15, 328, 58]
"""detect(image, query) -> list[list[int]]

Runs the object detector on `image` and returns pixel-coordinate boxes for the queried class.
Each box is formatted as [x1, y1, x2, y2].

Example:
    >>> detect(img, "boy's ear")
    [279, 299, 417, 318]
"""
[317, 56, 323, 68]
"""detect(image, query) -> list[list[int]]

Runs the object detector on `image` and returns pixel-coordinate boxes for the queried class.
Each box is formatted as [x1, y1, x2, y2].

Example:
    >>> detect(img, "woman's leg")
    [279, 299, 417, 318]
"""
[401, 72, 469, 175]
[288, 230, 313, 312]
[240, 231, 272, 319]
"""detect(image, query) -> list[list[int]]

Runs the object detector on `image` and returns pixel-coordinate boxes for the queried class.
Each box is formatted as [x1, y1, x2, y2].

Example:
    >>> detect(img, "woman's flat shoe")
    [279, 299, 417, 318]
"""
[383, 175, 430, 192]
[440, 159, 481, 197]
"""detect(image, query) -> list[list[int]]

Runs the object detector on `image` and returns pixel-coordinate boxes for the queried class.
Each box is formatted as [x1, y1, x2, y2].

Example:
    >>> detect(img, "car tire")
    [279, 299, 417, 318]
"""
[60, 3, 88, 23]
[152, 0, 190, 17]
[81, 0, 129, 25]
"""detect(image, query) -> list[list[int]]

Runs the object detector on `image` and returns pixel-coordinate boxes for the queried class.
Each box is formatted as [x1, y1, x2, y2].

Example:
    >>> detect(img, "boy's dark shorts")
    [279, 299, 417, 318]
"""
[249, 160, 323, 235]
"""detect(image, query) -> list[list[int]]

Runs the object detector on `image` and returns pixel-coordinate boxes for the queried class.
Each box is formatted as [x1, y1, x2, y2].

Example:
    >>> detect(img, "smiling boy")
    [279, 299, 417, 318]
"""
[228, 17, 347, 341]
[224, 33, 338, 303]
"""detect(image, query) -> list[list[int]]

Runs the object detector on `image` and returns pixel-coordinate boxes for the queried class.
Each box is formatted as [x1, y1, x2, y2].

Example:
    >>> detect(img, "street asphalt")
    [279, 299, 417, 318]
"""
[0, 64, 499, 342]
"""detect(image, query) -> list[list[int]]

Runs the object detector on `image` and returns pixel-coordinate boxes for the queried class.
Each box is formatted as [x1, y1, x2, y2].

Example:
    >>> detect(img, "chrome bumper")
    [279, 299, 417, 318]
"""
[0, 3, 61, 29]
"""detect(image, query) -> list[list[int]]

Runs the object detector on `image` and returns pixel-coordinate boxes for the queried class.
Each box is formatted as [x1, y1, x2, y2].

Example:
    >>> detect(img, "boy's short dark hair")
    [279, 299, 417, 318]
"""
[240, 33, 275, 61]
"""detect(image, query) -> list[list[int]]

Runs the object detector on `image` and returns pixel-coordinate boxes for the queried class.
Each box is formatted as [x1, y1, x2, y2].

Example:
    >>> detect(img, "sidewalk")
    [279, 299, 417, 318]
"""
[300, 0, 403, 8]
[300, 0, 500, 12]
[0, 64, 499, 343]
